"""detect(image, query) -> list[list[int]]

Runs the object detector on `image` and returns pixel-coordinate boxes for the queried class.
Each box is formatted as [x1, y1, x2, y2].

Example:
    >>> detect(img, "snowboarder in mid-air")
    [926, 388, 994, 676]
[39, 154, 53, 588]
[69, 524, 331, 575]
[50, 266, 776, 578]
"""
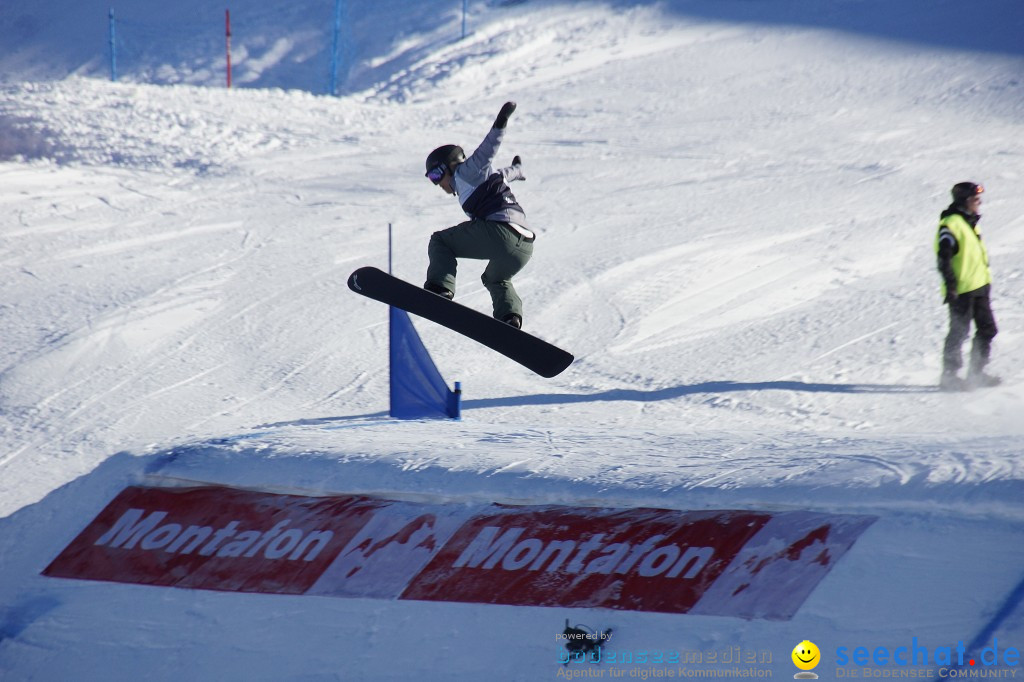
[346, 103, 572, 377]
[935, 181, 1000, 391]
[423, 101, 535, 329]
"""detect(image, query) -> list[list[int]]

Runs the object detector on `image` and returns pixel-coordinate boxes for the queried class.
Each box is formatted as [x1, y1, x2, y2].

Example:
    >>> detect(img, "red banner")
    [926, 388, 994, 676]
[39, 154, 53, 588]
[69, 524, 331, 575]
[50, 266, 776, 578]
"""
[44, 486, 384, 594]
[402, 507, 769, 613]
[43, 484, 874, 619]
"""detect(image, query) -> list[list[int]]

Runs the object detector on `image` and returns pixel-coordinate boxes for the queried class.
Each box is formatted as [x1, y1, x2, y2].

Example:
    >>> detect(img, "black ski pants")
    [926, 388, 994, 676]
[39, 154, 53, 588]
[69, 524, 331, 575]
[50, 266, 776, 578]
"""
[425, 219, 533, 320]
[943, 285, 998, 375]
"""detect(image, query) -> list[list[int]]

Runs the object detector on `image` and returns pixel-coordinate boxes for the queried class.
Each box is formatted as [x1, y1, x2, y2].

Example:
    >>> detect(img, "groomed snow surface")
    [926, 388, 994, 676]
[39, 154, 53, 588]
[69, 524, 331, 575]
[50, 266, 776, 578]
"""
[1, 0, 1024, 680]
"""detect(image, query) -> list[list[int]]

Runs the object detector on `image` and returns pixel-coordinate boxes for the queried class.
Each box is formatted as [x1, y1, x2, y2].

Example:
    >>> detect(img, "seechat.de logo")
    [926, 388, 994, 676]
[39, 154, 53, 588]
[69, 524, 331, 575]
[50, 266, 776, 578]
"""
[836, 637, 1021, 671]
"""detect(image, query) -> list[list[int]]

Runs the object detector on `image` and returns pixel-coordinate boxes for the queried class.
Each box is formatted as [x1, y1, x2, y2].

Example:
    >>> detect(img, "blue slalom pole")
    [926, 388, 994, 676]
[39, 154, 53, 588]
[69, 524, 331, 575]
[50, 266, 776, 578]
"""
[329, 0, 342, 95]
[108, 8, 117, 82]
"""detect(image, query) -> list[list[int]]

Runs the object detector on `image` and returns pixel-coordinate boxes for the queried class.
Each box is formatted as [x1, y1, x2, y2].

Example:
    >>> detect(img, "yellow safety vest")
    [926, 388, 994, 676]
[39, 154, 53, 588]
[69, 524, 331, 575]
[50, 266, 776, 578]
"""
[936, 213, 990, 296]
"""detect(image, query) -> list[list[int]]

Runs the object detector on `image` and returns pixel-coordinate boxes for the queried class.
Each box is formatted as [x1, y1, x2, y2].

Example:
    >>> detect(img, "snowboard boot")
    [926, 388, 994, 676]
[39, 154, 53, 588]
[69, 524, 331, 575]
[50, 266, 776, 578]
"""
[502, 313, 522, 329]
[423, 282, 454, 300]
[939, 371, 968, 392]
[967, 371, 1001, 389]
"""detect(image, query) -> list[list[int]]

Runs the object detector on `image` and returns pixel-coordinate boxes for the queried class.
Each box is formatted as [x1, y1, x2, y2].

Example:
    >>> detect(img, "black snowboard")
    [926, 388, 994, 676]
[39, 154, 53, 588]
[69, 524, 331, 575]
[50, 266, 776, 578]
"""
[347, 266, 573, 378]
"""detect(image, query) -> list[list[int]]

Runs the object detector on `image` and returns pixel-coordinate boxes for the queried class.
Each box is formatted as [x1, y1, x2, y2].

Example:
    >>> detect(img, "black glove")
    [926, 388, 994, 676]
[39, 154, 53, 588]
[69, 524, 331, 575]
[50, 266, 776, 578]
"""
[510, 155, 525, 181]
[944, 290, 959, 305]
[494, 101, 517, 129]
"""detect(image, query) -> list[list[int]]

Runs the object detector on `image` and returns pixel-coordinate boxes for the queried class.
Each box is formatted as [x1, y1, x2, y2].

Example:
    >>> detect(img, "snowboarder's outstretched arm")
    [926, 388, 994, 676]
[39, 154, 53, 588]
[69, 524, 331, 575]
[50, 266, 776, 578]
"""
[460, 102, 518, 184]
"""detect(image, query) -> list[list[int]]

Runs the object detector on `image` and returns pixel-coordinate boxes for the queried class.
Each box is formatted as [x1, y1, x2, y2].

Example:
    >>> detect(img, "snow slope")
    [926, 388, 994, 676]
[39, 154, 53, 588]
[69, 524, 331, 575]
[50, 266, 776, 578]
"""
[2, 0, 1024, 679]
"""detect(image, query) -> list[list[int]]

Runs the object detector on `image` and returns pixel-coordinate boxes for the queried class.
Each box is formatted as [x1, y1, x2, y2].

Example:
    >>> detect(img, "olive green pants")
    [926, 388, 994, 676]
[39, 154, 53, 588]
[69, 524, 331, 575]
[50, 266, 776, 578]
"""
[425, 219, 534, 320]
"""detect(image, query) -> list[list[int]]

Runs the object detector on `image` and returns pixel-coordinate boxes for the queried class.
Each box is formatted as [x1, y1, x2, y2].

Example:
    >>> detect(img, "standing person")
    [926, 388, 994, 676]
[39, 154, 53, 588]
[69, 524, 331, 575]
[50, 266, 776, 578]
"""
[935, 181, 1000, 391]
[422, 101, 535, 329]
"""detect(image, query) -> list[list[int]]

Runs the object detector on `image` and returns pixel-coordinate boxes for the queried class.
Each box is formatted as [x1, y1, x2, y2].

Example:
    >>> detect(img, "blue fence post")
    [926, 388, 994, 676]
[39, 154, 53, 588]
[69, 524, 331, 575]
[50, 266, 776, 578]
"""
[108, 8, 117, 82]
[329, 0, 343, 95]
[449, 381, 462, 419]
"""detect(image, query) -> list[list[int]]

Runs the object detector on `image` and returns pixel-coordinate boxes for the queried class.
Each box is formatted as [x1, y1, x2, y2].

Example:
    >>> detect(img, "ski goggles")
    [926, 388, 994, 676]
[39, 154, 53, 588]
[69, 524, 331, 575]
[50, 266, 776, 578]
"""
[426, 163, 448, 184]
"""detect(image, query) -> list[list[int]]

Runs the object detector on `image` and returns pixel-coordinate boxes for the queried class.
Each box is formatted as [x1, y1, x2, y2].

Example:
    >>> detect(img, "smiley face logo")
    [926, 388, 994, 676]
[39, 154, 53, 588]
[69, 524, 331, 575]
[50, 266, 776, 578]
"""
[792, 640, 821, 672]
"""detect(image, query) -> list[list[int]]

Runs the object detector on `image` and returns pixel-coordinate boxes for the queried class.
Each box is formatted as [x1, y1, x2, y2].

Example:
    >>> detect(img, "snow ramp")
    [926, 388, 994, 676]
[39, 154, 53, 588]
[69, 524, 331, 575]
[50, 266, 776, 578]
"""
[2, 423, 1023, 681]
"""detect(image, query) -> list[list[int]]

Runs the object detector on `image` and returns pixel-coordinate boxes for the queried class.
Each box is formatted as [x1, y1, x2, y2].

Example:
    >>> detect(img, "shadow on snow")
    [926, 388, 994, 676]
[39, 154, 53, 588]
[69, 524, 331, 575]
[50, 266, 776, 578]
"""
[255, 380, 936, 428]
[462, 380, 936, 410]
